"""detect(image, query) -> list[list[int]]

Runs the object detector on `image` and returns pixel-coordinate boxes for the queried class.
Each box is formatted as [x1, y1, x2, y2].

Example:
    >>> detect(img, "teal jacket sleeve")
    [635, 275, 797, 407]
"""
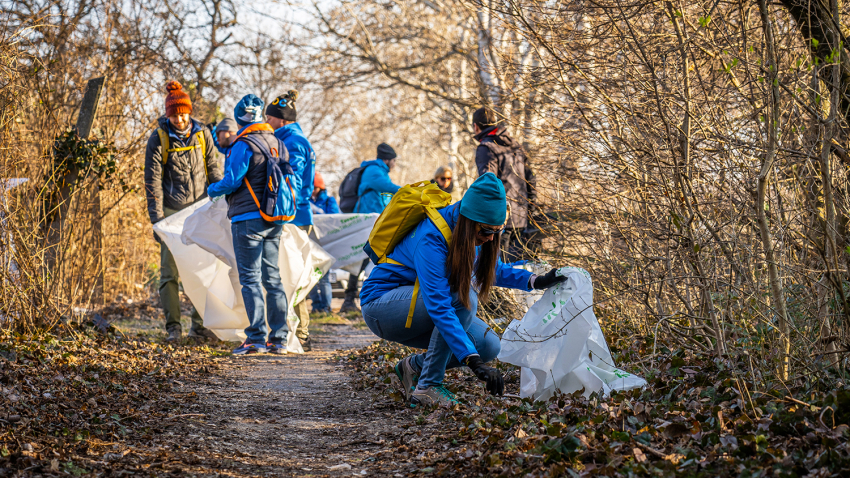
[360, 165, 401, 195]
[285, 139, 309, 204]
[208, 141, 251, 197]
[413, 233, 478, 362]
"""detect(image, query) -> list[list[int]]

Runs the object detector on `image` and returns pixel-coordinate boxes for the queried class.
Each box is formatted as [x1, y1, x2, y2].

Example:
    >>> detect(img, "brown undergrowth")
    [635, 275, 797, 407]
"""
[341, 330, 850, 477]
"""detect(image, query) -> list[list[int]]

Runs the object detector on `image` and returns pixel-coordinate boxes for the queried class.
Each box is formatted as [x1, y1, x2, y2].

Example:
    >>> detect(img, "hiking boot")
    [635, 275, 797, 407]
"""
[299, 336, 312, 352]
[339, 298, 360, 314]
[411, 385, 460, 407]
[394, 356, 419, 402]
[188, 327, 219, 343]
[165, 328, 182, 342]
[266, 342, 287, 355]
[232, 342, 267, 355]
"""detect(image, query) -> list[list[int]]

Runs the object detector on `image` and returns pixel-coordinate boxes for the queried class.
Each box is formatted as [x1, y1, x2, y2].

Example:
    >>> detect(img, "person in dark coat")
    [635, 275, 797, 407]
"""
[145, 80, 223, 343]
[472, 107, 532, 263]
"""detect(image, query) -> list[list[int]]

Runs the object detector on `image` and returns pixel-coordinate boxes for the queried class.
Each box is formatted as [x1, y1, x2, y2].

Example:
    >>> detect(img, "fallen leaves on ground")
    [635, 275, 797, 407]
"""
[0, 323, 225, 476]
[340, 339, 850, 477]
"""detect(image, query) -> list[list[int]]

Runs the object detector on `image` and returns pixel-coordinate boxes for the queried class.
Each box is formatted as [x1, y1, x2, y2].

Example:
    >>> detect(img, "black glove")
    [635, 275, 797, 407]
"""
[532, 268, 567, 290]
[465, 355, 504, 396]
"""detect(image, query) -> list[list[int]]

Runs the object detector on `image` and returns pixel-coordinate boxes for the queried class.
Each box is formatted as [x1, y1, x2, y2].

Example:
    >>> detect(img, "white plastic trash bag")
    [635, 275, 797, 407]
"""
[153, 199, 333, 351]
[311, 213, 378, 275]
[498, 267, 647, 401]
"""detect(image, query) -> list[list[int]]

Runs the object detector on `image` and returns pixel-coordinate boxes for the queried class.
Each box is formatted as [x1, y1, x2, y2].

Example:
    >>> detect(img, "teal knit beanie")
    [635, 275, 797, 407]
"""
[459, 172, 506, 226]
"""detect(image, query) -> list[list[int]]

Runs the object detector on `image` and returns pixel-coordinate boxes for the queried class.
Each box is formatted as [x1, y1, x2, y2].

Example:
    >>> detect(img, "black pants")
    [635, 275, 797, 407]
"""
[345, 258, 370, 299]
[500, 228, 526, 264]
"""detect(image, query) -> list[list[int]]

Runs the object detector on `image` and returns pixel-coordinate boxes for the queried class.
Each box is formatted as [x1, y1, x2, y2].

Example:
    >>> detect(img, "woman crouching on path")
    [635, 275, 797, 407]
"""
[359, 173, 566, 406]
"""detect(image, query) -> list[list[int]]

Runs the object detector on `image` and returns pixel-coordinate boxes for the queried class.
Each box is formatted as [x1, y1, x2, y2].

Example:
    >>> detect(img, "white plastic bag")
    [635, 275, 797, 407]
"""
[498, 267, 647, 401]
[153, 199, 333, 351]
[310, 213, 378, 274]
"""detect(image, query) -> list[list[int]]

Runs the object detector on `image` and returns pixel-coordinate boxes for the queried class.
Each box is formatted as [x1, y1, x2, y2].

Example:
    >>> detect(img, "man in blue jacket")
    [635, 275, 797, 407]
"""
[340, 143, 402, 313]
[207, 94, 291, 355]
[266, 90, 317, 351]
[354, 143, 401, 213]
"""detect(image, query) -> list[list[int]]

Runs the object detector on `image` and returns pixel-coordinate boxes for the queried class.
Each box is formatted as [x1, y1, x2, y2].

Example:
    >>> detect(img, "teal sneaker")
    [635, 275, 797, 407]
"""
[411, 385, 460, 407]
[394, 356, 419, 401]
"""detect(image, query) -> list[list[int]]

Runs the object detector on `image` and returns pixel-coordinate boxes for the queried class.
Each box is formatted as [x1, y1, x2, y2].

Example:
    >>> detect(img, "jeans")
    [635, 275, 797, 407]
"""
[160, 207, 204, 333]
[231, 218, 289, 345]
[362, 286, 500, 388]
[309, 273, 332, 312]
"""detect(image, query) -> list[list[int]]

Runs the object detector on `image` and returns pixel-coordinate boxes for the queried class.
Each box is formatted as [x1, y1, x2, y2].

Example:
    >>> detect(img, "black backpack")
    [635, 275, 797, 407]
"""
[338, 166, 367, 213]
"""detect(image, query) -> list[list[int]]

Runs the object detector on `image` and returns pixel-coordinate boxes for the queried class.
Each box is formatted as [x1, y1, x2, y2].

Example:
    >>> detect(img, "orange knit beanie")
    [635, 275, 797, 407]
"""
[164, 80, 192, 117]
[314, 171, 326, 190]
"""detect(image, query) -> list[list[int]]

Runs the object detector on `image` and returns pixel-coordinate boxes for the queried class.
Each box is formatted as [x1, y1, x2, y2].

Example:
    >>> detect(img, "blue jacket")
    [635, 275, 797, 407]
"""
[355, 159, 400, 214]
[275, 123, 315, 226]
[360, 203, 533, 362]
[207, 123, 291, 222]
[311, 190, 340, 214]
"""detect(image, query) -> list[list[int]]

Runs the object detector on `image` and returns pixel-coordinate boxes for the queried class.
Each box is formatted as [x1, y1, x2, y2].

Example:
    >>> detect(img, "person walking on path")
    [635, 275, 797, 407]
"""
[472, 107, 533, 263]
[145, 80, 223, 343]
[207, 94, 291, 355]
[308, 172, 338, 314]
[359, 173, 566, 406]
[266, 90, 317, 351]
[339, 143, 402, 314]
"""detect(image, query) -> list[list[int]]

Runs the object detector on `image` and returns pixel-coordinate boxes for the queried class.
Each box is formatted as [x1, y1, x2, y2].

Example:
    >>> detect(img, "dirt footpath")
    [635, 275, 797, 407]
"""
[147, 324, 422, 477]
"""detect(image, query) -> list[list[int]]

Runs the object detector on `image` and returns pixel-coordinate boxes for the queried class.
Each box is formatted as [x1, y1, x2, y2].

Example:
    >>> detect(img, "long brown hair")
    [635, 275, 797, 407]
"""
[446, 214, 501, 309]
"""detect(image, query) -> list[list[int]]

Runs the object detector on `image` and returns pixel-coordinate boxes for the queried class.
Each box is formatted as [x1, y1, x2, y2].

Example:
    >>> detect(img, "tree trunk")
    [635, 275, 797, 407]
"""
[758, 0, 792, 379]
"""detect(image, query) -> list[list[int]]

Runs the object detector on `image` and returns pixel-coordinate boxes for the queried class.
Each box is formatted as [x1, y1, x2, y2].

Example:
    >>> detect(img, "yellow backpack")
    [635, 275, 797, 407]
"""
[156, 128, 209, 178]
[363, 180, 453, 327]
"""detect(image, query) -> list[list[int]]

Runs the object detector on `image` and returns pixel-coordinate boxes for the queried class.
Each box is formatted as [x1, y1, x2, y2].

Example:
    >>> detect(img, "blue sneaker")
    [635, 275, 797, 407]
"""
[266, 342, 287, 355]
[232, 342, 267, 355]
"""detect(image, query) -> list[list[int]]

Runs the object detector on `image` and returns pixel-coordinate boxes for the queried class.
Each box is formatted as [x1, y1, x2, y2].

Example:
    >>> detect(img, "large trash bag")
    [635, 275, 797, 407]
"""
[310, 213, 378, 274]
[498, 267, 647, 401]
[153, 199, 333, 351]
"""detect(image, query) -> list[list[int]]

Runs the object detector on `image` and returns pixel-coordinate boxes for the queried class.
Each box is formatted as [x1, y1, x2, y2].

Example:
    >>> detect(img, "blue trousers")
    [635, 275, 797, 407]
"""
[362, 286, 500, 388]
[231, 219, 289, 345]
[309, 273, 332, 312]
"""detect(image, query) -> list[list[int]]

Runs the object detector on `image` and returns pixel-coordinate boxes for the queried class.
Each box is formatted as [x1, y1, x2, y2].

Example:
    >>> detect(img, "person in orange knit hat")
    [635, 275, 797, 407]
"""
[308, 172, 340, 314]
[144, 80, 223, 343]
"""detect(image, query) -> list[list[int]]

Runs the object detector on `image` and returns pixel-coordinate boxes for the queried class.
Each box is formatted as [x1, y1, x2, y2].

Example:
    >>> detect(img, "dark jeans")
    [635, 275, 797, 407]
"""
[309, 273, 332, 312]
[159, 207, 203, 333]
[344, 258, 370, 299]
[231, 218, 289, 345]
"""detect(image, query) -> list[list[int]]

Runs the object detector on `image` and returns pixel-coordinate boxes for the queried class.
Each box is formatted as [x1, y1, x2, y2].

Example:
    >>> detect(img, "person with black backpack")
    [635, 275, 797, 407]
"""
[207, 94, 293, 355]
[337, 143, 401, 313]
